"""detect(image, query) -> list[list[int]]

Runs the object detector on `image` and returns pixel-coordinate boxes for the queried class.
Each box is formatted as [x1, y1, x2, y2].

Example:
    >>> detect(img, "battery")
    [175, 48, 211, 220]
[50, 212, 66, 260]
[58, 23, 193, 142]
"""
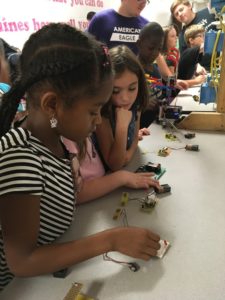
[136, 162, 161, 174]
[155, 184, 171, 194]
[184, 133, 196, 139]
[185, 144, 199, 151]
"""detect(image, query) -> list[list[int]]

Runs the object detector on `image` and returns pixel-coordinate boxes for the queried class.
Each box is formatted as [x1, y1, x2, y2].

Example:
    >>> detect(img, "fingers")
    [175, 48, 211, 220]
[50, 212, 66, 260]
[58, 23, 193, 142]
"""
[145, 176, 160, 188]
[176, 80, 189, 90]
[148, 230, 160, 242]
[114, 227, 161, 261]
[138, 128, 150, 140]
[136, 173, 160, 188]
[151, 180, 161, 189]
[137, 172, 155, 177]
[138, 232, 161, 260]
[140, 127, 150, 136]
[140, 246, 159, 260]
[138, 134, 143, 141]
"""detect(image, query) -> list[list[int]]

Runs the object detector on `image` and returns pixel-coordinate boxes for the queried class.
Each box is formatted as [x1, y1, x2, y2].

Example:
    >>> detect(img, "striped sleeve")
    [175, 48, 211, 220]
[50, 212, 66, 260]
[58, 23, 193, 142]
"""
[0, 147, 45, 196]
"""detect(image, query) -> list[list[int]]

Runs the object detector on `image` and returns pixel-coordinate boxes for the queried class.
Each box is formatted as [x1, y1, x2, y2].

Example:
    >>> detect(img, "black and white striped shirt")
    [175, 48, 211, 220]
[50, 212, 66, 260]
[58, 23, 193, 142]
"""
[0, 128, 76, 291]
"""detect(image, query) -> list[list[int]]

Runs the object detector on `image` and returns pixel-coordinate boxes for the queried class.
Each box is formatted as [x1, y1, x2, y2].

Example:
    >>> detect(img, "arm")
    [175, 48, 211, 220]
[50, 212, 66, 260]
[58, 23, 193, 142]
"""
[123, 112, 140, 164]
[195, 63, 207, 76]
[78, 170, 160, 203]
[176, 79, 189, 90]
[0, 193, 160, 277]
[96, 109, 138, 171]
[156, 54, 173, 78]
[168, 65, 175, 74]
[185, 74, 206, 87]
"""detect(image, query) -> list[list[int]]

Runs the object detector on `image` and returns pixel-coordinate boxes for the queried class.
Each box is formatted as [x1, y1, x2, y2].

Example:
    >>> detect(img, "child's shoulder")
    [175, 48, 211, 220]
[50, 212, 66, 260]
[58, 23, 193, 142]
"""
[182, 46, 200, 58]
[0, 127, 47, 160]
[1, 128, 30, 150]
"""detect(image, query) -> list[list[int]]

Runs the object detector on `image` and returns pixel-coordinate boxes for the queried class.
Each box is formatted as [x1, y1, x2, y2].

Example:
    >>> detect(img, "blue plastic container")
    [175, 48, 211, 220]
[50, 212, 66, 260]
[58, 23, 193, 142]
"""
[204, 30, 224, 54]
[200, 82, 216, 104]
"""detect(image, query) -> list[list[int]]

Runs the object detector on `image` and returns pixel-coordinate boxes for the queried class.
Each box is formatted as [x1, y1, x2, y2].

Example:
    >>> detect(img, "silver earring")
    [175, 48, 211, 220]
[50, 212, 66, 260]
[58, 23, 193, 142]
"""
[50, 117, 58, 128]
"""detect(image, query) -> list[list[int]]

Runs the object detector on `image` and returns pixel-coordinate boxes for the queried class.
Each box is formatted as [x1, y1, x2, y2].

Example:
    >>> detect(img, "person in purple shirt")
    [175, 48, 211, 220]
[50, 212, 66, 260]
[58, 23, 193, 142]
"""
[88, 0, 149, 55]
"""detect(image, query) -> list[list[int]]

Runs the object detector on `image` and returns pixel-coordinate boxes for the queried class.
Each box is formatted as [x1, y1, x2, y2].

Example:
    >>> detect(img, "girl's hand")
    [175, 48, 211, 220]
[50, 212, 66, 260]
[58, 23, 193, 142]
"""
[122, 170, 160, 189]
[176, 79, 189, 90]
[115, 107, 132, 127]
[110, 227, 160, 260]
[138, 127, 150, 140]
[194, 74, 206, 84]
[196, 64, 206, 75]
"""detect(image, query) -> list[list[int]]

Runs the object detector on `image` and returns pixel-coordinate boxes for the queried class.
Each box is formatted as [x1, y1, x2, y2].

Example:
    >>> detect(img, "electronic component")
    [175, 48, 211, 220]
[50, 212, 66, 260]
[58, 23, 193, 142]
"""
[120, 192, 129, 206]
[135, 162, 161, 174]
[112, 208, 128, 226]
[113, 208, 123, 220]
[193, 95, 199, 102]
[140, 191, 158, 212]
[154, 184, 171, 194]
[184, 133, 196, 139]
[53, 268, 68, 278]
[185, 144, 199, 151]
[156, 240, 170, 258]
[158, 147, 171, 157]
[165, 133, 177, 141]
[164, 105, 182, 120]
[128, 262, 140, 272]
[64, 282, 83, 300]
[63, 282, 94, 300]
[154, 167, 166, 180]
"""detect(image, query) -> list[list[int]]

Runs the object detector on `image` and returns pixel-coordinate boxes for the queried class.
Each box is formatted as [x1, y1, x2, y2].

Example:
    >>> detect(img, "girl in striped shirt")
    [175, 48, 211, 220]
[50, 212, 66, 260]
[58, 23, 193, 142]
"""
[0, 23, 160, 291]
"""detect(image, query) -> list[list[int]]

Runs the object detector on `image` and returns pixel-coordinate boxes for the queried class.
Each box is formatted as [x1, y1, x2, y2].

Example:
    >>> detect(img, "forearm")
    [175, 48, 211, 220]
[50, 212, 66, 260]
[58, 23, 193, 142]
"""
[124, 133, 139, 165]
[156, 54, 173, 78]
[185, 77, 204, 87]
[77, 170, 128, 203]
[124, 117, 140, 164]
[169, 66, 175, 75]
[107, 127, 128, 170]
[7, 229, 114, 277]
[125, 147, 138, 165]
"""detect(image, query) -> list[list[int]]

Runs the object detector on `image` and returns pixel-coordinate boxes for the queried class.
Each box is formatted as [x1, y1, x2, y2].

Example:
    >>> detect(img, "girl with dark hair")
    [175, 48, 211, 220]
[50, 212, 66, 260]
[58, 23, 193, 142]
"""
[162, 25, 180, 74]
[94, 45, 149, 171]
[0, 23, 160, 291]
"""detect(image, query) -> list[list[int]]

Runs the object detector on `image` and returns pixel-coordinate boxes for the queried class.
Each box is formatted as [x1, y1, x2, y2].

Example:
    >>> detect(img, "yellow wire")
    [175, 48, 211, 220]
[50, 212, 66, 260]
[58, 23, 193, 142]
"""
[207, 5, 225, 100]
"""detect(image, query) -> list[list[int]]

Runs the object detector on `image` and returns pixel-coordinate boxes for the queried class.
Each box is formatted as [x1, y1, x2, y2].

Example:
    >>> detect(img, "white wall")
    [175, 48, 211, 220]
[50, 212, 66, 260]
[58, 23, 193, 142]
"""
[0, 0, 115, 49]
[142, 0, 174, 26]
[192, 0, 209, 11]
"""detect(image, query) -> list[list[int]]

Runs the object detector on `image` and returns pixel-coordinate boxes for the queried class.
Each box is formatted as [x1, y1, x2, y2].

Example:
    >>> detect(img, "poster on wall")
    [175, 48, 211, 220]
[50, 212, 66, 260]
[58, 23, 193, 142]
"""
[0, 0, 119, 49]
